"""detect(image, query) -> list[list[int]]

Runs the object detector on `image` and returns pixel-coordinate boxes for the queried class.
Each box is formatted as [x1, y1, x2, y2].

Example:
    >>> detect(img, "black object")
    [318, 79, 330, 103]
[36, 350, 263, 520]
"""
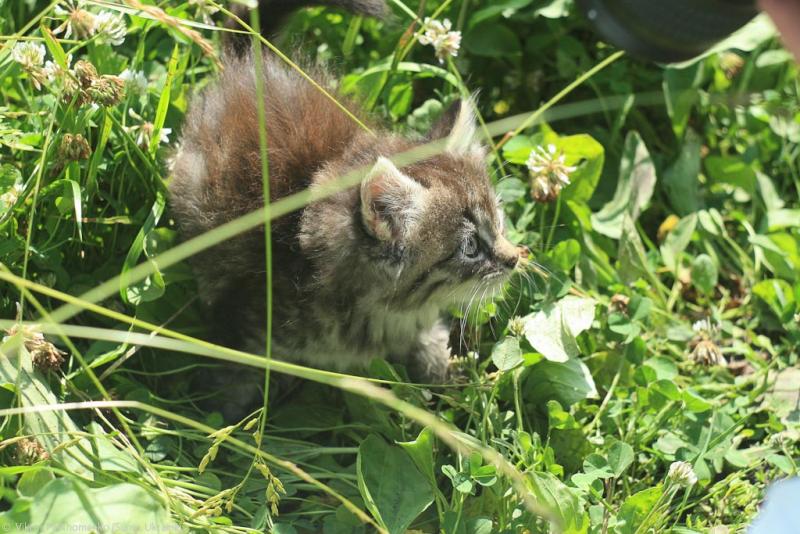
[576, 0, 760, 63]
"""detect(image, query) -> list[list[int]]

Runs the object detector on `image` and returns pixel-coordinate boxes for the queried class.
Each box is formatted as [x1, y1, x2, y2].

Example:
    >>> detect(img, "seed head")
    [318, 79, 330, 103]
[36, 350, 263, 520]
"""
[59, 133, 92, 161]
[690, 339, 726, 367]
[667, 461, 698, 487]
[418, 18, 461, 63]
[610, 294, 630, 314]
[89, 75, 125, 106]
[3, 324, 66, 372]
[1, 183, 24, 209]
[15, 438, 49, 465]
[719, 52, 744, 79]
[54, 2, 97, 40]
[73, 60, 98, 87]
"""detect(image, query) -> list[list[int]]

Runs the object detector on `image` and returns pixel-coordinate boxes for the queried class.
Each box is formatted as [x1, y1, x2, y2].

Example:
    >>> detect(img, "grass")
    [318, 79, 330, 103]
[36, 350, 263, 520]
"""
[0, 0, 799, 532]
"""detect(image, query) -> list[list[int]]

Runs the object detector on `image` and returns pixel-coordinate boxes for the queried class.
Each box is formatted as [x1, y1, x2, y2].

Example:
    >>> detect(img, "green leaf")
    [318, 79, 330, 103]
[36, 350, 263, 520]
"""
[150, 45, 179, 157]
[525, 358, 598, 406]
[591, 131, 656, 239]
[387, 82, 413, 121]
[690, 254, 718, 295]
[662, 130, 701, 215]
[761, 367, 800, 424]
[618, 484, 664, 534]
[40, 25, 68, 71]
[549, 238, 581, 272]
[120, 191, 166, 306]
[663, 63, 704, 138]
[557, 134, 605, 204]
[28, 479, 174, 530]
[527, 471, 590, 533]
[607, 439, 634, 477]
[357, 435, 433, 534]
[464, 23, 521, 58]
[660, 213, 697, 273]
[753, 279, 796, 322]
[492, 336, 523, 371]
[495, 177, 526, 203]
[704, 155, 756, 193]
[397, 427, 436, 486]
[523, 296, 595, 363]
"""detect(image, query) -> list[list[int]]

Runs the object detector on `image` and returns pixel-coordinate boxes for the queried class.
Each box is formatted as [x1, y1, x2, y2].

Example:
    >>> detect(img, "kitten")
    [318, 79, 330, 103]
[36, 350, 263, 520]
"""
[169, 5, 523, 404]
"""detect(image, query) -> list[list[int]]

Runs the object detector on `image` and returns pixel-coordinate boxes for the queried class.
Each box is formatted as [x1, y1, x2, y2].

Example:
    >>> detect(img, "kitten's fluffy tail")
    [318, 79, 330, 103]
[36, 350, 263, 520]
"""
[225, 0, 388, 53]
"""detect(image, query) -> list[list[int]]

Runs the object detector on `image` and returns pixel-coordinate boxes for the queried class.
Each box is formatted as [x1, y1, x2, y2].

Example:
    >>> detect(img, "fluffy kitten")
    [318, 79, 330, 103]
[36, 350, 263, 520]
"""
[169, 26, 522, 390]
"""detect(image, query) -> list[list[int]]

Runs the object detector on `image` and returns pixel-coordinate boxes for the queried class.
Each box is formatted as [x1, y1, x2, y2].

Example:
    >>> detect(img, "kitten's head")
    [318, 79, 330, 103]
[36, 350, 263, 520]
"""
[355, 100, 524, 309]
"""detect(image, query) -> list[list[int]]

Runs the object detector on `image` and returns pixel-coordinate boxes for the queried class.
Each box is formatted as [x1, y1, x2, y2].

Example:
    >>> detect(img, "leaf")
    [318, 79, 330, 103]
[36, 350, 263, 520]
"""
[618, 215, 652, 285]
[387, 82, 413, 121]
[527, 471, 590, 533]
[525, 358, 598, 407]
[663, 63, 704, 138]
[753, 279, 796, 322]
[523, 296, 596, 363]
[464, 22, 521, 58]
[671, 14, 776, 67]
[690, 254, 718, 295]
[618, 485, 664, 534]
[704, 155, 756, 193]
[492, 336, 523, 371]
[495, 177, 526, 203]
[150, 45, 179, 157]
[662, 130, 701, 215]
[607, 439, 634, 477]
[120, 191, 166, 306]
[66, 179, 82, 241]
[592, 131, 657, 239]
[766, 209, 800, 232]
[40, 25, 68, 71]
[397, 427, 436, 486]
[557, 134, 605, 204]
[357, 435, 433, 534]
[761, 367, 800, 423]
[549, 238, 581, 272]
[28, 479, 174, 530]
[660, 213, 697, 273]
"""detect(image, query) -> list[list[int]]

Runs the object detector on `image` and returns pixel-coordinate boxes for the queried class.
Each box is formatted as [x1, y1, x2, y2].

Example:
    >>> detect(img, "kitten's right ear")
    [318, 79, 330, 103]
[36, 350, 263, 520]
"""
[428, 98, 485, 158]
[361, 157, 427, 242]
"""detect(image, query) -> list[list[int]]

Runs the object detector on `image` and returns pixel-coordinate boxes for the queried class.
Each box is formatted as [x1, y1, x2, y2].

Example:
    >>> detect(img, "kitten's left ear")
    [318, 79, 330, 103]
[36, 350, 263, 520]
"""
[361, 157, 428, 242]
[428, 97, 486, 158]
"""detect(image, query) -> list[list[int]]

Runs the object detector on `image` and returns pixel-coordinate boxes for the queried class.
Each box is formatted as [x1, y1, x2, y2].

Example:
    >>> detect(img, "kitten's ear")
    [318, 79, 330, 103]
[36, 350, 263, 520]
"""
[428, 98, 486, 158]
[361, 157, 427, 241]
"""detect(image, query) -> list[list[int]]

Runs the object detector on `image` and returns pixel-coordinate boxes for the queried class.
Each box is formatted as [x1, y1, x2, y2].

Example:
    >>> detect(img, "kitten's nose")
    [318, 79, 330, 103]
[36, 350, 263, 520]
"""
[495, 236, 522, 270]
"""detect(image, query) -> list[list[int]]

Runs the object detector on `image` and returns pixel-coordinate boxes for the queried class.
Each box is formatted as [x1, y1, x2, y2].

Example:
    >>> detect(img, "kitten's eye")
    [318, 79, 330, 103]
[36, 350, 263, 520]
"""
[463, 233, 480, 259]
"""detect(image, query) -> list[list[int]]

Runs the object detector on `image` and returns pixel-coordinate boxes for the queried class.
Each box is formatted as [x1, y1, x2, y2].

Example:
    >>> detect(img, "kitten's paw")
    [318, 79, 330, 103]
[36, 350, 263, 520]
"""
[412, 322, 452, 383]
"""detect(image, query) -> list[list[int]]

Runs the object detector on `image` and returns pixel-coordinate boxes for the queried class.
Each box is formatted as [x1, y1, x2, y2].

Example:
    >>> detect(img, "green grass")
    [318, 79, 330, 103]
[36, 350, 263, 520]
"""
[0, 0, 799, 532]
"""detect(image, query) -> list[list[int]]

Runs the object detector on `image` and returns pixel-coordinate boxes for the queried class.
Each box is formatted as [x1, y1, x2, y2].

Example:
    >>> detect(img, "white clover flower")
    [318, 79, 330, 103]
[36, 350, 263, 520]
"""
[667, 461, 698, 487]
[120, 69, 148, 96]
[93, 11, 127, 46]
[11, 42, 46, 71]
[692, 317, 718, 337]
[526, 144, 576, 203]
[418, 18, 461, 63]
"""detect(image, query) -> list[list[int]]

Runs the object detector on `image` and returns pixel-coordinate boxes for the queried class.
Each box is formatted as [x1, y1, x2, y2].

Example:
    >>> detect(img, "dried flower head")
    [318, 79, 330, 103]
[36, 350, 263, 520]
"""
[526, 144, 576, 203]
[720, 52, 745, 79]
[54, 1, 97, 40]
[88, 75, 125, 106]
[667, 461, 698, 487]
[610, 294, 630, 314]
[73, 59, 98, 87]
[3, 324, 66, 372]
[93, 11, 128, 46]
[59, 133, 92, 161]
[15, 437, 49, 465]
[691, 339, 726, 367]
[418, 18, 461, 63]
